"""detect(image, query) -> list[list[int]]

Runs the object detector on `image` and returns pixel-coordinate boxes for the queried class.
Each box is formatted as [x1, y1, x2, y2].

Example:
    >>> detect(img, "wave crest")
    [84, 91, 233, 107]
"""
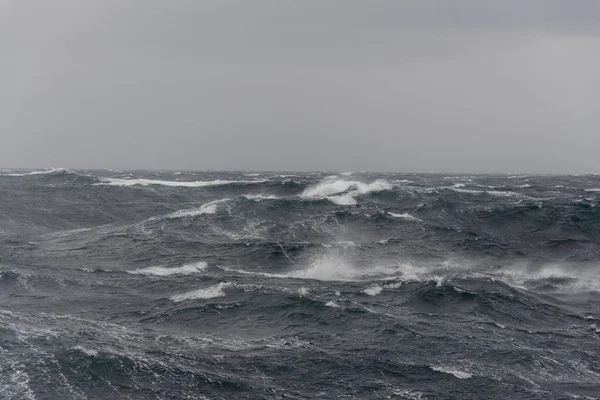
[96, 178, 267, 187]
[301, 178, 393, 205]
[170, 282, 232, 302]
[128, 262, 208, 276]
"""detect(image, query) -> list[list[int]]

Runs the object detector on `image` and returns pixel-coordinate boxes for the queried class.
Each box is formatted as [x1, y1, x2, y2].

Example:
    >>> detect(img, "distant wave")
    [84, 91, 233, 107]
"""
[301, 178, 393, 205]
[96, 177, 267, 187]
[170, 282, 232, 302]
[128, 262, 207, 276]
[2, 168, 76, 177]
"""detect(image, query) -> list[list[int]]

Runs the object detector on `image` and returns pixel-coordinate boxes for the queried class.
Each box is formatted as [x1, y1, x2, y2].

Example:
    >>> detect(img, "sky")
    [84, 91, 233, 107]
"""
[1, 0, 599, 173]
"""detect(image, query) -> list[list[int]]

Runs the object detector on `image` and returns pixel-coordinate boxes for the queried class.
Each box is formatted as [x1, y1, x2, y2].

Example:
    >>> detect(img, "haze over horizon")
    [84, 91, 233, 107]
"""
[2, 1, 599, 173]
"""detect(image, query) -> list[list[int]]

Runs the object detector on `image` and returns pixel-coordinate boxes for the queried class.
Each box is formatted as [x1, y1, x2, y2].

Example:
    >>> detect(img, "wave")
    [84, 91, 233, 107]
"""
[491, 263, 600, 293]
[170, 282, 232, 302]
[430, 366, 472, 379]
[362, 284, 383, 296]
[1, 168, 71, 177]
[221, 255, 416, 282]
[301, 178, 393, 205]
[164, 199, 231, 218]
[388, 212, 422, 222]
[96, 177, 267, 187]
[242, 194, 280, 201]
[127, 262, 207, 276]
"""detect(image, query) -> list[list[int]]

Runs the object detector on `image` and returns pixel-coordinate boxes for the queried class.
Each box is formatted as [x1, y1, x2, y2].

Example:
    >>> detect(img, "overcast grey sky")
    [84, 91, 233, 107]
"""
[1, 1, 599, 173]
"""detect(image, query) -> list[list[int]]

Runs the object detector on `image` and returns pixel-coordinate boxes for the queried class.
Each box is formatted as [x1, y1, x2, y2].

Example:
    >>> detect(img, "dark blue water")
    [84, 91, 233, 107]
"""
[1, 169, 599, 399]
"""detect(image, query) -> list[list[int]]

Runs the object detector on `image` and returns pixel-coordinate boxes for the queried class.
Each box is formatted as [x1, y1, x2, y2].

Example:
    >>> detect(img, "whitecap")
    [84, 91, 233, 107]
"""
[221, 258, 416, 282]
[327, 194, 357, 205]
[302, 178, 392, 198]
[301, 178, 393, 205]
[325, 300, 340, 308]
[584, 188, 600, 192]
[362, 284, 383, 296]
[128, 262, 207, 276]
[170, 282, 232, 302]
[71, 345, 99, 357]
[430, 366, 472, 379]
[165, 199, 230, 218]
[96, 177, 267, 187]
[2, 168, 71, 177]
[388, 212, 422, 222]
[243, 194, 280, 201]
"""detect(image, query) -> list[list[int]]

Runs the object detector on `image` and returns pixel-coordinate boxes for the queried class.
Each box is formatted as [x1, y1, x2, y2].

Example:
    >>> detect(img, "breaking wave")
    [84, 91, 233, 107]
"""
[301, 178, 393, 205]
[170, 282, 233, 302]
[127, 262, 208, 276]
[96, 177, 267, 187]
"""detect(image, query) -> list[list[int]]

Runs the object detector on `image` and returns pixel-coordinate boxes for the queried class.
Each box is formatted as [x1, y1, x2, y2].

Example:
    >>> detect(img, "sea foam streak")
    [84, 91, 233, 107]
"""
[128, 262, 208, 276]
[97, 177, 267, 187]
[170, 282, 232, 302]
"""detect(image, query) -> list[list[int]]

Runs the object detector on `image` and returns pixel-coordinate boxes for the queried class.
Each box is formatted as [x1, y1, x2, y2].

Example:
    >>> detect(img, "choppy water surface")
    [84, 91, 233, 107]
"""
[1, 169, 599, 399]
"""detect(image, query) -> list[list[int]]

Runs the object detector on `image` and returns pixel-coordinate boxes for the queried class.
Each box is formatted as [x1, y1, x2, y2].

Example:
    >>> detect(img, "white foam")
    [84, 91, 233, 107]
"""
[165, 199, 230, 218]
[363, 284, 383, 296]
[97, 178, 266, 187]
[325, 300, 340, 308]
[243, 194, 280, 201]
[431, 366, 472, 379]
[3, 168, 69, 177]
[388, 212, 422, 222]
[452, 183, 466, 188]
[170, 282, 232, 302]
[334, 241, 357, 248]
[298, 287, 309, 296]
[222, 257, 415, 282]
[128, 262, 207, 276]
[327, 194, 357, 205]
[450, 187, 541, 200]
[71, 345, 99, 357]
[301, 178, 393, 205]
[493, 263, 600, 293]
[341, 172, 353, 176]
[584, 188, 600, 192]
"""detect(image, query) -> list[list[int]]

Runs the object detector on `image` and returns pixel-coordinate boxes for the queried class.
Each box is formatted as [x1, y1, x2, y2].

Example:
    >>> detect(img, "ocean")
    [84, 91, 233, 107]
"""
[1, 169, 599, 399]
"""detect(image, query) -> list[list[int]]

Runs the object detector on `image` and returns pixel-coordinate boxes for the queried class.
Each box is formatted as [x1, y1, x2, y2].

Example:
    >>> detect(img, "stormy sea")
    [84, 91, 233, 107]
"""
[1, 169, 599, 399]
